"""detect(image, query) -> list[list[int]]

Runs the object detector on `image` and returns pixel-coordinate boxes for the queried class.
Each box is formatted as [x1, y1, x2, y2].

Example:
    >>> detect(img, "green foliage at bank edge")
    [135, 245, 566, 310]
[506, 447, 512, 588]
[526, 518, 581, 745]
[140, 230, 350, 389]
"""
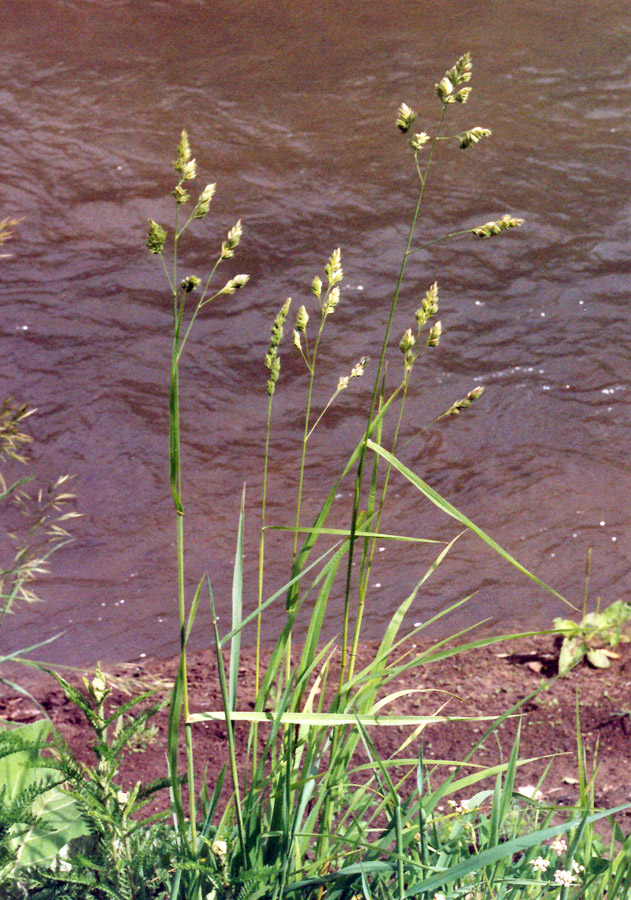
[555, 599, 631, 675]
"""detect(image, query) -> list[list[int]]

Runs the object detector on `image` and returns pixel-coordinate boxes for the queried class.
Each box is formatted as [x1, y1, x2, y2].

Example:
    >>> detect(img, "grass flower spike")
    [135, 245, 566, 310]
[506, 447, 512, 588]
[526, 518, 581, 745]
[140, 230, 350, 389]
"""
[221, 220, 243, 258]
[458, 126, 492, 149]
[219, 273, 249, 294]
[410, 131, 430, 151]
[265, 297, 292, 396]
[426, 319, 442, 346]
[416, 281, 439, 328]
[193, 183, 216, 219]
[472, 213, 524, 237]
[325, 246, 342, 287]
[396, 102, 418, 132]
[146, 219, 167, 254]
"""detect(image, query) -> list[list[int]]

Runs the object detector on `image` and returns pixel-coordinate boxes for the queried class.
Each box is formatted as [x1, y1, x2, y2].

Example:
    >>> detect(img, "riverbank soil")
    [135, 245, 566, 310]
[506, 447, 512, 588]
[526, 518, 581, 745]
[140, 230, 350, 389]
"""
[2, 636, 631, 820]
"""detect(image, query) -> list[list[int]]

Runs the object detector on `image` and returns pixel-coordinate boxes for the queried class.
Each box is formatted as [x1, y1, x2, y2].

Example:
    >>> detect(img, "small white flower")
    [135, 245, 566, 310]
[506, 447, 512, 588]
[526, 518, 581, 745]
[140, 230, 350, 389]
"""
[572, 860, 585, 874]
[530, 856, 550, 872]
[350, 357, 367, 378]
[554, 869, 576, 887]
[550, 836, 567, 855]
[211, 839, 227, 860]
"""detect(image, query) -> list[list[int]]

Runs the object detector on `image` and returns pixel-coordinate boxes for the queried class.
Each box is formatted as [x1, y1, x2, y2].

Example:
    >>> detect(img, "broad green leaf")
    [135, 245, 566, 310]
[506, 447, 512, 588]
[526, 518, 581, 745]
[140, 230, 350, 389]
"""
[586, 647, 611, 669]
[0, 721, 88, 869]
[553, 617, 578, 634]
[14, 786, 88, 869]
[558, 636, 585, 674]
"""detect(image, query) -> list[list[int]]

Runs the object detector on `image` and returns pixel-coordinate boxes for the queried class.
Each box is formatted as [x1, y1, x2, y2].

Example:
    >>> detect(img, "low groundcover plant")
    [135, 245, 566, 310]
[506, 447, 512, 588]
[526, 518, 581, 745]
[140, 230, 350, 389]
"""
[1, 53, 630, 900]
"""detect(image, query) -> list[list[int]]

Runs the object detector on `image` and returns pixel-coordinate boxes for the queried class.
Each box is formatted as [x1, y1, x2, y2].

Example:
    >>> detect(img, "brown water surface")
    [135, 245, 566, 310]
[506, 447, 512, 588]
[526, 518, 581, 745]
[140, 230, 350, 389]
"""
[1, 0, 630, 666]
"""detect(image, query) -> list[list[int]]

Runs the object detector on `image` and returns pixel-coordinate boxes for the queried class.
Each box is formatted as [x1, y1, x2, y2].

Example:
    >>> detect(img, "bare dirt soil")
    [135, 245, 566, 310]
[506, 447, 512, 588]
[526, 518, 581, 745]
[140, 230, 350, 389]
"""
[2, 636, 631, 819]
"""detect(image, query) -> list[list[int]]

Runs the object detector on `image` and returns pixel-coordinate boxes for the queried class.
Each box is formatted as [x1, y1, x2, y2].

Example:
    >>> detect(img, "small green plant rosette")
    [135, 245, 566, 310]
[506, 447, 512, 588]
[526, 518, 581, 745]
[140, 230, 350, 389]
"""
[554, 600, 631, 675]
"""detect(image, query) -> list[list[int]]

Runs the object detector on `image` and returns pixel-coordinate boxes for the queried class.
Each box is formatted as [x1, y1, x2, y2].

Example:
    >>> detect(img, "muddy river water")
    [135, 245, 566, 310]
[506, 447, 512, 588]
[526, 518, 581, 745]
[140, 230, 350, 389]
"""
[1, 0, 630, 667]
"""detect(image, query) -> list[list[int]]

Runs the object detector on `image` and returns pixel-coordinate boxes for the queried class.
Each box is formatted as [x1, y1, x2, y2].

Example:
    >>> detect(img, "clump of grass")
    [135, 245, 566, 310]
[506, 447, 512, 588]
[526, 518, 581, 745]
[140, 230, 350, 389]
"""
[138, 51, 619, 900]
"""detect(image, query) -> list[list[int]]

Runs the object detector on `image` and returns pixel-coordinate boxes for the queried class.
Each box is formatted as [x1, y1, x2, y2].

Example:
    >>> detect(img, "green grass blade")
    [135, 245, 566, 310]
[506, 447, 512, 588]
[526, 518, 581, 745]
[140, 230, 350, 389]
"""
[268, 525, 442, 544]
[185, 576, 204, 645]
[167, 654, 187, 838]
[229, 487, 246, 713]
[188, 711, 495, 726]
[208, 579, 246, 861]
[367, 441, 577, 609]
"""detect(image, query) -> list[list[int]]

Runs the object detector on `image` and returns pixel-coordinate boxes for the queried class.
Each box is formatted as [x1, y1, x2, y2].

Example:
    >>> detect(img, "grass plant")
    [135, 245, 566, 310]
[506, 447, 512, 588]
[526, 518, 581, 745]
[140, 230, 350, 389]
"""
[1, 52, 630, 899]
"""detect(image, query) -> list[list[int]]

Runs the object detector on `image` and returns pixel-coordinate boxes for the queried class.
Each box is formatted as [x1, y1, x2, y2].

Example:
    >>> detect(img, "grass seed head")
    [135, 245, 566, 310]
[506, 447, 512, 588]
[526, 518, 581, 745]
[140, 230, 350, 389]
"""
[324, 286, 340, 315]
[172, 184, 190, 205]
[396, 102, 418, 133]
[350, 356, 367, 378]
[295, 304, 309, 333]
[146, 219, 167, 254]
[410, 131, 430, 151]
[181, 275, 201, 293]
[269, 297, 292, 348]
[221, 220, 243, 259]
[266, 297, 292, 392]
[472, 214, 523, 238]
[193, 183, 216, 219]
[416, 282, 439, 328]
[325, 248, 343, 287]
[266, 355, 281, 396]
[0, 216, 21, 255]
[400, 328, 416, 372]
[445, 385, 484, 416]
[446, 52, 473, 86]
[458, 126, 492, 149]
[427, 320, 442, 347]
[181, 159, 197, 181]
[220, 273, 249, 294]
[435, 76, 455, 104]
[337, 356, 368, 392]
[435, 53, 473, 105]
[173, 129, 191, 174]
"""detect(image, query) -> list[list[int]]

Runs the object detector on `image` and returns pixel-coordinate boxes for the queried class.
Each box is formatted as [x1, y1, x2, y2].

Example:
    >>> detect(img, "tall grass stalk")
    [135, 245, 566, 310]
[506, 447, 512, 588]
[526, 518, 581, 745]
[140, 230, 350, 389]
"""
[341, 106, 446, 686]
[146, 140, 248, 854]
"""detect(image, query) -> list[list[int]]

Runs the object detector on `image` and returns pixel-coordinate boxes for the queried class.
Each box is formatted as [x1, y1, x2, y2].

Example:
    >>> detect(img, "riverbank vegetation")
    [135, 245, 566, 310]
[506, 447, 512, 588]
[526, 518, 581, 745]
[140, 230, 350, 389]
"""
[1, 54, 630, 899]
